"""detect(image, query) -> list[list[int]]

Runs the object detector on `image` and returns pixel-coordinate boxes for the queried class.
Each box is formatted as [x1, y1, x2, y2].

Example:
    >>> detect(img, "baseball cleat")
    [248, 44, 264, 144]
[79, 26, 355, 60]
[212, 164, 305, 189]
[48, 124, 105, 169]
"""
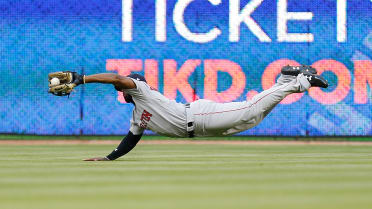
[281, 65, 317, 76]
[300, 72, 329, 88]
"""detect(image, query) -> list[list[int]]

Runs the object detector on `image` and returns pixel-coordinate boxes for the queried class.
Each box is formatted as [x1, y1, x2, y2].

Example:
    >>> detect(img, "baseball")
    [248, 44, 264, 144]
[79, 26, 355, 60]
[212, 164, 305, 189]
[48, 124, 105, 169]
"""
[50, 77, 60, 86]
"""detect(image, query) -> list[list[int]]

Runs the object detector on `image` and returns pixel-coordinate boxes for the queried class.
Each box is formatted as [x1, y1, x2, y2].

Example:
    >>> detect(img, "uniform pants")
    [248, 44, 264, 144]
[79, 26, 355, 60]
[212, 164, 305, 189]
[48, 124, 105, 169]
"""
[191, 74, 311, 136]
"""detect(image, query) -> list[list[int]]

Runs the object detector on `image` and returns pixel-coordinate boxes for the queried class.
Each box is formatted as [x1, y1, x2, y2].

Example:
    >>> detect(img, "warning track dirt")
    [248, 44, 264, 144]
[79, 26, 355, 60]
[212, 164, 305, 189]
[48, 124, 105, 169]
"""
[1, 139, 372, 146]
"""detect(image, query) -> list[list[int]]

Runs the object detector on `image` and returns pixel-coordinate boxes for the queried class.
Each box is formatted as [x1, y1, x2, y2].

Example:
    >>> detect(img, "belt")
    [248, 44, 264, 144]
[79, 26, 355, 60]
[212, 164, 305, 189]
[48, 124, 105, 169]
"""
[185, 103, 195, 138]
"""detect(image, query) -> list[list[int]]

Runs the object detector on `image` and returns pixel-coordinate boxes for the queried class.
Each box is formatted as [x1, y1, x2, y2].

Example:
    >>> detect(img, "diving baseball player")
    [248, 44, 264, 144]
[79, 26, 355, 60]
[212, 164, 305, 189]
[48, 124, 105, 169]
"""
[48, 65, 328, 161]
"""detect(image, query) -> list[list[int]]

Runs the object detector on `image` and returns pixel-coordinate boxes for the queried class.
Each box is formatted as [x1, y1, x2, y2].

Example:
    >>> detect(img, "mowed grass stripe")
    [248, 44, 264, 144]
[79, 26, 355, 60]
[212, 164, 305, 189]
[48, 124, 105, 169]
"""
[1, 144, 372, 209]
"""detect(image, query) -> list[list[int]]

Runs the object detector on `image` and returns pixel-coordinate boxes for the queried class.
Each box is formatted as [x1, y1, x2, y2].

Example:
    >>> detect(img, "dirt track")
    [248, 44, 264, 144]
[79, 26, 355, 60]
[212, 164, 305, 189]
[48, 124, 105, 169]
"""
[1, 140, 372, 146]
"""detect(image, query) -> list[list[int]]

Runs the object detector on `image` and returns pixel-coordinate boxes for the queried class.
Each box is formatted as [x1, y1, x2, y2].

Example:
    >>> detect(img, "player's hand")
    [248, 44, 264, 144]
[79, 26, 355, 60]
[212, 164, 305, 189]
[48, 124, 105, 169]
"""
[48, 71, 85, 96]
[84, 157, 110, 161]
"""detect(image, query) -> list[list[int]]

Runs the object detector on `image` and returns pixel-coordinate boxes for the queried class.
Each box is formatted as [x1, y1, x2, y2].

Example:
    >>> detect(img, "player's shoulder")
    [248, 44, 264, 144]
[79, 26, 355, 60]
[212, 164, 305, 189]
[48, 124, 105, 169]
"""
[123, 78, 148, 94]
[130, 78, 160, 94]
[129, 78, 150, 90]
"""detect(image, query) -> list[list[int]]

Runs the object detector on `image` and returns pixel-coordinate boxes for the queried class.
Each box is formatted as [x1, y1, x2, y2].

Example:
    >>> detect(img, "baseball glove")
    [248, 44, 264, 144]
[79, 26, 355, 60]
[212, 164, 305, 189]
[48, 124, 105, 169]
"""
[48, 71, 84, 96]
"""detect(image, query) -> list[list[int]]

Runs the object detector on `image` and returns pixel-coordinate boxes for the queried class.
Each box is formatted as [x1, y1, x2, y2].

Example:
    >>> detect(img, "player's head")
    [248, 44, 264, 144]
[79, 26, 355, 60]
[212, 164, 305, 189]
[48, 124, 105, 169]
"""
[124, 73, 147, 104]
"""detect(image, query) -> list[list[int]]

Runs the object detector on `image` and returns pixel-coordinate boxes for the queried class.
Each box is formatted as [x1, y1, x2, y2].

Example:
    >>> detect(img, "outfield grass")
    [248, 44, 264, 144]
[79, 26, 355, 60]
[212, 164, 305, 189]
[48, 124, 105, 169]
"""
[1, 144, 372, 209]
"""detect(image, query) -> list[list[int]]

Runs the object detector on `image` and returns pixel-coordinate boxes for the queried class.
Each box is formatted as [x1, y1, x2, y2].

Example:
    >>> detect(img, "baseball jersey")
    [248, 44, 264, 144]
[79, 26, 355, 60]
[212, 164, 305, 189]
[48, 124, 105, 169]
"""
[123, 78, 188, 137]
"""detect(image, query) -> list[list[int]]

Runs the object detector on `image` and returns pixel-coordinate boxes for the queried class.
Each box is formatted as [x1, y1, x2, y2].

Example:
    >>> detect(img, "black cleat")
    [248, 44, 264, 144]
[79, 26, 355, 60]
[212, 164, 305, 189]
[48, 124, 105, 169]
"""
[281, 65, 317, 76]
[300, 72, 329, 88]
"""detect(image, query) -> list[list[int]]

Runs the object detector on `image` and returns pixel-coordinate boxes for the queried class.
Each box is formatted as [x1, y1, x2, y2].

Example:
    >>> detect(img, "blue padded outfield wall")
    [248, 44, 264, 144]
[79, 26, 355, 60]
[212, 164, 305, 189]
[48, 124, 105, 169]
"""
[0, 0, 371, 136]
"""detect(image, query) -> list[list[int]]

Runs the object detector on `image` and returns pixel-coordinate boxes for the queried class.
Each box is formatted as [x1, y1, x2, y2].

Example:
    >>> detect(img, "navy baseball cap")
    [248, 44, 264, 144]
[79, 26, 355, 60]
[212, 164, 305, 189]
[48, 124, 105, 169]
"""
[127, 73, 147, 83]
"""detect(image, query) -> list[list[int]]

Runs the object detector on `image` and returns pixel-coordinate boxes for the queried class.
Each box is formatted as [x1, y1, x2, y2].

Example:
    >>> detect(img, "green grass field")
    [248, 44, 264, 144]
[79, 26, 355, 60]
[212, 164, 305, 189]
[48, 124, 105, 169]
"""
[1, 143, 372, 209]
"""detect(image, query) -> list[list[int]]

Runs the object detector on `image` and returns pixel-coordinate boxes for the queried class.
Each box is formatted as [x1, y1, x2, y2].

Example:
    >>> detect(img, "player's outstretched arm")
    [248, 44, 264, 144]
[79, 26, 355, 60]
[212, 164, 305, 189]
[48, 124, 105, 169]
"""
[84, 73, 136, 89]
[48, 72, 136, 96]
[84, 131, 142, 161]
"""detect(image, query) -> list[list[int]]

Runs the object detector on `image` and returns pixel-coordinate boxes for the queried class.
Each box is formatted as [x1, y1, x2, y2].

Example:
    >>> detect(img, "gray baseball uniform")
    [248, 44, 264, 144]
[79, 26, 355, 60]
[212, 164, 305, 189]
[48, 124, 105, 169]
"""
[123, 74, 310, 137]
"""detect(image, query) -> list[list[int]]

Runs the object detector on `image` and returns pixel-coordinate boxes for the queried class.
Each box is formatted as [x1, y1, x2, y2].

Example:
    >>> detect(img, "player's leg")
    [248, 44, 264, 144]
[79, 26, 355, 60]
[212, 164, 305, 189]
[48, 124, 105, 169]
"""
[245, 74, 310, 125]
[192, 74, 309, 136]
[192, 67, 328, 136]
[241, 68, 328, 129]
